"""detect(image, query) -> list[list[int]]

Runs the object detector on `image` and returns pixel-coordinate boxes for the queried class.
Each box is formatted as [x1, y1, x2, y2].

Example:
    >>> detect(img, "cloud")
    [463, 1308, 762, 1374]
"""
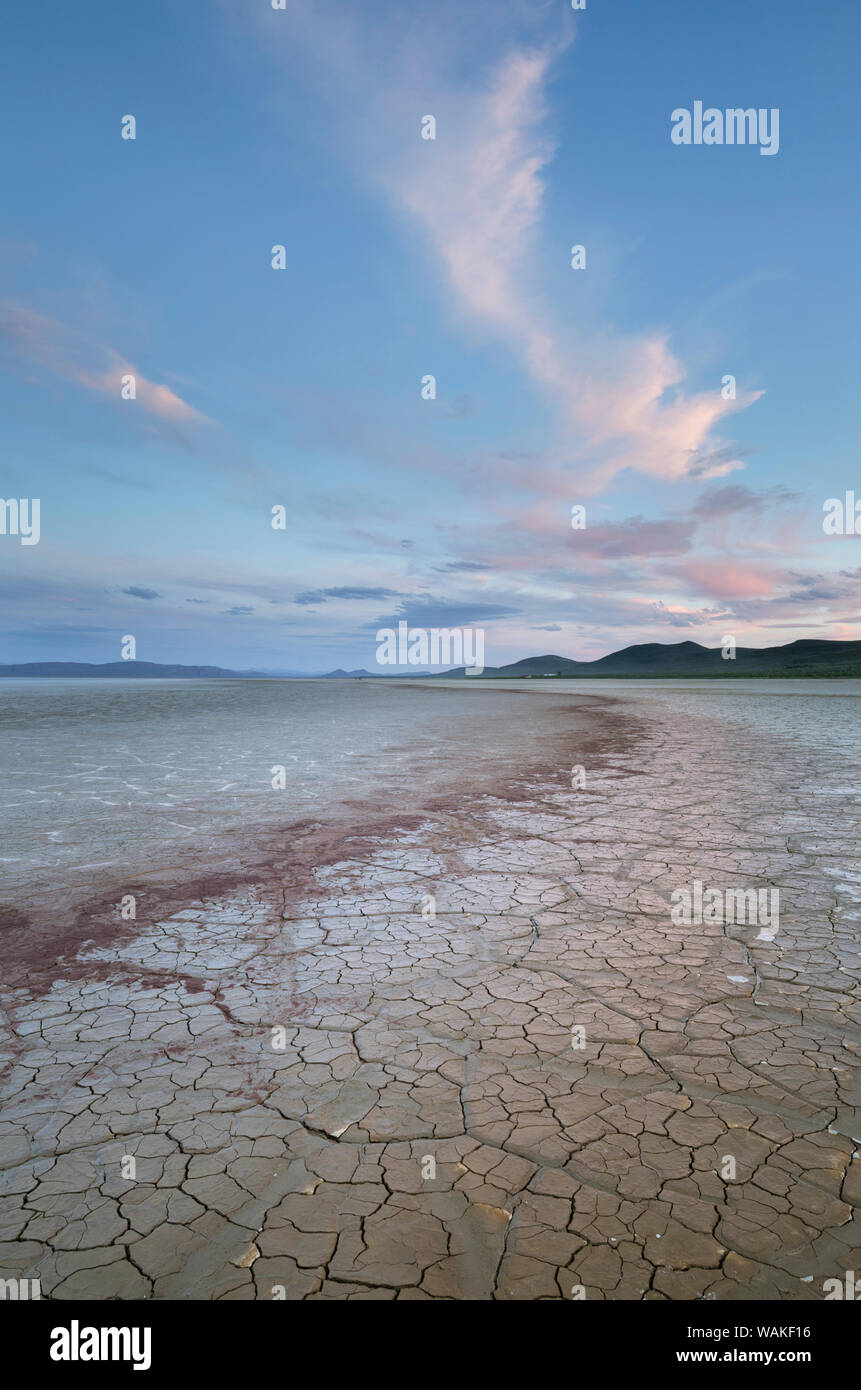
[651, 600, 728, 627]
[121, 586, 161, 601]
[690, 484, 800, 518]
[786, 571, 852, 602]
[0, 305, 211, 424]
[224, 606, 255, 616]
[434, 560, 493, 573]
[324, 586, 403, 600]
[293, 585, 403, 605]
[568, 516, 696, 559]
[367, 595, 521, 629]
[370, 33, 761, 488]
[669, 560, 777, 601]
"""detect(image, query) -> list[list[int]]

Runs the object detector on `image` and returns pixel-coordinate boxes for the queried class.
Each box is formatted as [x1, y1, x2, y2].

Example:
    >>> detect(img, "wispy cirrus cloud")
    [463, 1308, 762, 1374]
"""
[394, 49, 761, 488]
[253, 2, 761, 491]
[0, 304, 212, 424]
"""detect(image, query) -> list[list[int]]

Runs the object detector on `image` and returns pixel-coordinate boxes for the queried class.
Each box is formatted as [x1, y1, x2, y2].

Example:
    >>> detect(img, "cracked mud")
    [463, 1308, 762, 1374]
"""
[1, 695, 859, 1299]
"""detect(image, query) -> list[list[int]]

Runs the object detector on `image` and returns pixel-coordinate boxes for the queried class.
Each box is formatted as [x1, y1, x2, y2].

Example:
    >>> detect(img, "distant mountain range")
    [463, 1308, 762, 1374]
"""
[0, 661, 285, 678]
[435, 638, 861, 679]
[2, 639, 860, 680]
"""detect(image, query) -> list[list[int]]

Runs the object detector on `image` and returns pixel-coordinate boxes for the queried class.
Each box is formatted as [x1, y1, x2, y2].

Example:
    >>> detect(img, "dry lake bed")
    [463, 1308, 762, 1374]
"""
[0, 679, 859, 1299]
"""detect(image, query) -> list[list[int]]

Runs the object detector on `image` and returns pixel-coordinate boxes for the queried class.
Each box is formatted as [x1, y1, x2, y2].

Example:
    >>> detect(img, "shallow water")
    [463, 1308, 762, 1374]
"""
[2, 676, 858, 916]
[0, 678, 623, 904]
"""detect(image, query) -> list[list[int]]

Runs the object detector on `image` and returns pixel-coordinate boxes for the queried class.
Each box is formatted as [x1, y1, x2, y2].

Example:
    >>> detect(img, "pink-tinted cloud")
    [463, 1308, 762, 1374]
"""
[670, 559, 778, 600]
[383, 47, 760, 489]
[0, 304, 211, 424]
[248, 3, 760, 493]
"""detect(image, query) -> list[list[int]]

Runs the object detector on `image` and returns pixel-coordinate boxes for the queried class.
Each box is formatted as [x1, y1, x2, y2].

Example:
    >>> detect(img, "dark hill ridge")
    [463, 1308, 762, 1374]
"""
[2, 639, 860, 679]
[435, 638, 861, 678]
[323, 668, 376, 679]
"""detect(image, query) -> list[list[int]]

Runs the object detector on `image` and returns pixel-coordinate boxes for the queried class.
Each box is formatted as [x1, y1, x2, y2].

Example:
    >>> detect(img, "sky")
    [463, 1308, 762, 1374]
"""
[1, 0, 859, 672]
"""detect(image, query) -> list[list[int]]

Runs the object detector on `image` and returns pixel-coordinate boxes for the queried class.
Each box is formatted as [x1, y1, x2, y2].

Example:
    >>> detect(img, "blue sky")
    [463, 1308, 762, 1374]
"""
[1, 0, 859, 670]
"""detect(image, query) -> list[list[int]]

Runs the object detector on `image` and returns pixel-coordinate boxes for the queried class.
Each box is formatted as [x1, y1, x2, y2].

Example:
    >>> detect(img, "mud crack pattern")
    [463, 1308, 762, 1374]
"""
[1, 701, 859, 1299]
